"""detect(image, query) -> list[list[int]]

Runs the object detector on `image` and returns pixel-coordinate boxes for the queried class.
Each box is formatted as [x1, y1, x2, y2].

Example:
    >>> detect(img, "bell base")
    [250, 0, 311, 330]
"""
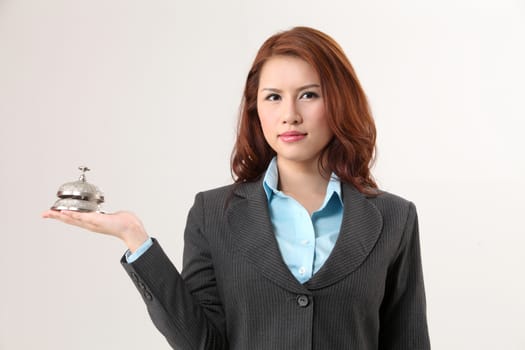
[51, 206, 94, 212]
[51, 198, 100, 213]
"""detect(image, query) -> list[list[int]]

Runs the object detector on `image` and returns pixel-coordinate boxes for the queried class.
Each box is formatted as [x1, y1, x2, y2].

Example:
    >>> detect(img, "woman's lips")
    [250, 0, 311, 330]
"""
[279, 131, 307, 143]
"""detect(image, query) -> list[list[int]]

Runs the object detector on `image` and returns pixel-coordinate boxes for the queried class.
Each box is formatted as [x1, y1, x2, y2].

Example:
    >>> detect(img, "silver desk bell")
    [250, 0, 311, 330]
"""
[51, 166, 105, 213]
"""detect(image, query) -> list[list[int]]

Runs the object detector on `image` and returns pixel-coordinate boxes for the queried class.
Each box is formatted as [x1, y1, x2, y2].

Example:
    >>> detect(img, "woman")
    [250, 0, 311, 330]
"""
[43, 26, 430, 349]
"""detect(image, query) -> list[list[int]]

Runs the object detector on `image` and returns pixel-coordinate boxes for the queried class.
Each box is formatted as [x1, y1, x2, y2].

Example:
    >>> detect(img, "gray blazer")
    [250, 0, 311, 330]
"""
[122, 179, 430, 349]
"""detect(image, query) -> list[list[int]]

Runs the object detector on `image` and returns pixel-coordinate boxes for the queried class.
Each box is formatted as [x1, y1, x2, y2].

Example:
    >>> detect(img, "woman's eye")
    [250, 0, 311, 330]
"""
[300, 91, 319, 99]
[265, 94, 281, 101]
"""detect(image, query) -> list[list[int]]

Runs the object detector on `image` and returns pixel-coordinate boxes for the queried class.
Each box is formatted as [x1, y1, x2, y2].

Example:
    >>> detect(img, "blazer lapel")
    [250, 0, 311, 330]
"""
[226, 180, 309, 294]
[226, 180, 383, 292]
[304, 183, 383, 290]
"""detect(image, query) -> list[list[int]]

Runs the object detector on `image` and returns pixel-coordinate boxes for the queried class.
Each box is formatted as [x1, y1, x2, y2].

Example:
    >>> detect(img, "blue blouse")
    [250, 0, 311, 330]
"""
[262, 157, 343, 283]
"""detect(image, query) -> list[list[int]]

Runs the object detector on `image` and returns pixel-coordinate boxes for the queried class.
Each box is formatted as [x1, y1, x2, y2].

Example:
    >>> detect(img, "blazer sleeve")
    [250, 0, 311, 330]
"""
[378, 202, 431, 350]
[121, 192, 228, 350]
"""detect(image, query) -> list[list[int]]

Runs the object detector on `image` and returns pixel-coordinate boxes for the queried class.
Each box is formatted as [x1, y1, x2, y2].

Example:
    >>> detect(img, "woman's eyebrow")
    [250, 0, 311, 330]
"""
[260, 84, 321, 93]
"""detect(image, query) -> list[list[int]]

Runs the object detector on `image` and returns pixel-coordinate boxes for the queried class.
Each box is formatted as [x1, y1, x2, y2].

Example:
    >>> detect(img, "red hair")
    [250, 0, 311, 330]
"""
[231, 26, 378, 195]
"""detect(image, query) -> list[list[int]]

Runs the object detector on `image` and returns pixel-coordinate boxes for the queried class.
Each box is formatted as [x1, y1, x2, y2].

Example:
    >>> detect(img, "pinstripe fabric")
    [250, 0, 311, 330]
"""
[122, 179, 430, 350]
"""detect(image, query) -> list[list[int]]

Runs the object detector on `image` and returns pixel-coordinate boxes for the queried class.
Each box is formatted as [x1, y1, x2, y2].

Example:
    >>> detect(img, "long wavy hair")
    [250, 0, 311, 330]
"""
[231, 26, 378, 195]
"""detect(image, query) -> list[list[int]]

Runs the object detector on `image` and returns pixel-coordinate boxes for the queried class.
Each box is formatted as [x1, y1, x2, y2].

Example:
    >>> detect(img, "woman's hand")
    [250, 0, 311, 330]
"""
[42, 210, 149, 252]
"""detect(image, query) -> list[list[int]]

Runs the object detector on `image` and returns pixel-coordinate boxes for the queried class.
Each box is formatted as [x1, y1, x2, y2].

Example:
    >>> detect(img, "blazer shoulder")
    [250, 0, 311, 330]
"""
[193, 182, 239, 211]
[367, 189, 416, 222]
[198, 183, 236, 198]
[371, 189, 413, 206]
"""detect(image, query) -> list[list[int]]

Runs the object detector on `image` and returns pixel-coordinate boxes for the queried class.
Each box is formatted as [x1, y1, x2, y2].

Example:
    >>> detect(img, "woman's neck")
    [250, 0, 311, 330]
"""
[276, 158, 330, 214]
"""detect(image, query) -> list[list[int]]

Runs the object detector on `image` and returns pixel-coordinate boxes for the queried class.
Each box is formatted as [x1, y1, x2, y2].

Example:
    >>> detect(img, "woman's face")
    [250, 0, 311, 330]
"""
[257, 55, 333, 168]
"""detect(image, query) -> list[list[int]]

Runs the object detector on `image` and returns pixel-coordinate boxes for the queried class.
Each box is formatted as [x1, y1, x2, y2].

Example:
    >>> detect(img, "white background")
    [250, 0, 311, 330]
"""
[1, 0, 524, 349]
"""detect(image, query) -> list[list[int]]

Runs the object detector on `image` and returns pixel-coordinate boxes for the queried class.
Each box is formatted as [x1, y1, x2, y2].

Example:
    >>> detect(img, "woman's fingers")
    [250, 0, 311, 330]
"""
[42, 210, 115, 235]
[42, 210, 148, 247]
[42, 210, 104, 233]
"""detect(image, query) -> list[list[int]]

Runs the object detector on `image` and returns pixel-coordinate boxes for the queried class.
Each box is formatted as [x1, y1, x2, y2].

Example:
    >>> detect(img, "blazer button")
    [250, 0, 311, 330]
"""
[130, 272, 139, 282]
[296, 295, 309, 307]
[144, 291, 153, 301]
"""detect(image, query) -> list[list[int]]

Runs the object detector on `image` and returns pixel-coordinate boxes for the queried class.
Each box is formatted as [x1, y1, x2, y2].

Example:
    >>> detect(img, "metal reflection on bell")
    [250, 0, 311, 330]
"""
[51, 166, 105, 213]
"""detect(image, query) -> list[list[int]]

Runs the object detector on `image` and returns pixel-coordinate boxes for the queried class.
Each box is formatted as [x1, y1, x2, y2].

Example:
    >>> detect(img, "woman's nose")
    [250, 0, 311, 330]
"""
[281, 101, 302, 124]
